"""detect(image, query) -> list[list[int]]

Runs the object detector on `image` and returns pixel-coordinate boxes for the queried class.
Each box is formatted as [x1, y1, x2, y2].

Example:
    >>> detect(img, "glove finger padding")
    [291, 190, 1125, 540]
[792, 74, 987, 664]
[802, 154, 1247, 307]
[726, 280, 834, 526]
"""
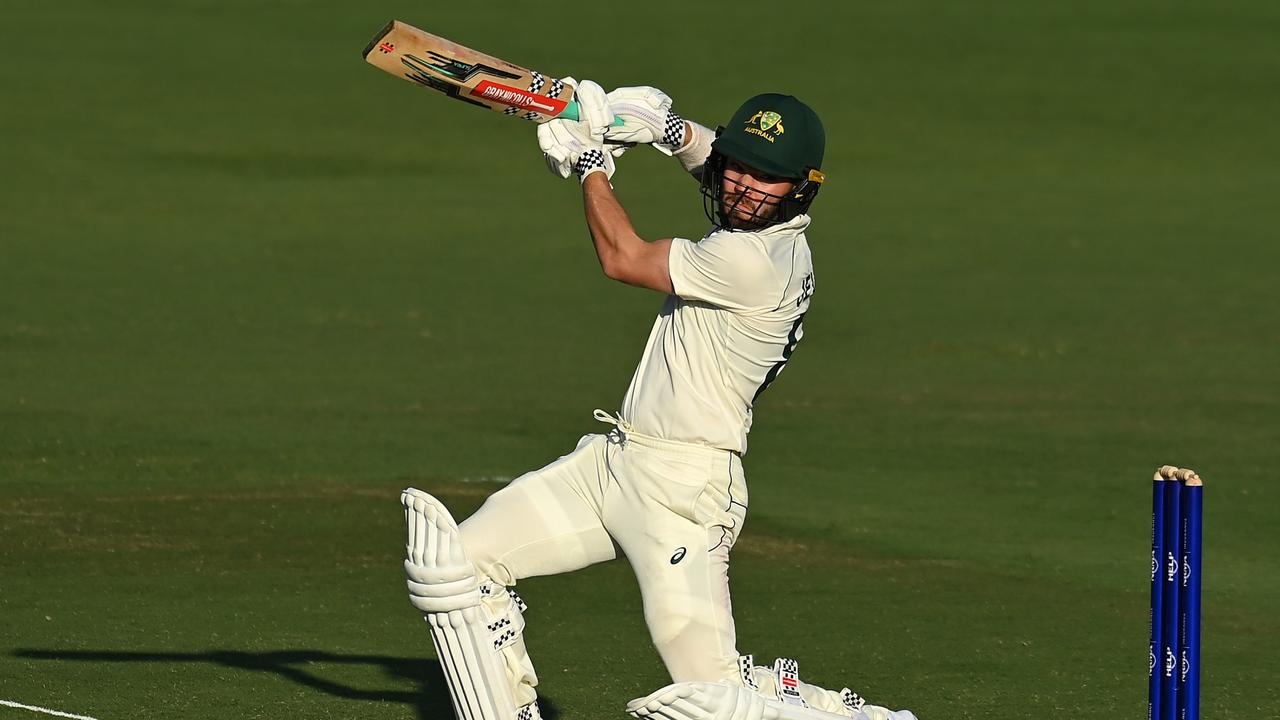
[537, 121, 577, 179]
[608, 85, 673, 111]
[606, 85, 672, 144]
[572, 79, 613, 138]
[605, 85, 684, 156]
[538, 116, 615, 182]
[535, 75, 578, 178]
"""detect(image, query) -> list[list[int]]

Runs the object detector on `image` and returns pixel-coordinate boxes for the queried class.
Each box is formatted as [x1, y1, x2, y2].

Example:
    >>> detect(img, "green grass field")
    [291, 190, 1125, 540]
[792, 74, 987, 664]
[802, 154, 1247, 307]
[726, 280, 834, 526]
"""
[3, 1, 1278, 718]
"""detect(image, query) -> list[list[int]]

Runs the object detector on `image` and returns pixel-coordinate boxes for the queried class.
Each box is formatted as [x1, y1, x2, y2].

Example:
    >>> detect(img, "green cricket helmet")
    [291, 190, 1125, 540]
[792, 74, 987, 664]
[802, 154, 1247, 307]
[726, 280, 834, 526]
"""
[701, 93, 827, 230]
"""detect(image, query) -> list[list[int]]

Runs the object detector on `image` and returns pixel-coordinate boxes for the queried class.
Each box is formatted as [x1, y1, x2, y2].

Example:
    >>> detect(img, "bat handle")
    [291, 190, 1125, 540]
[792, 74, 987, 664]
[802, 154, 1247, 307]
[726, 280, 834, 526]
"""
[560, 101, 626, 126]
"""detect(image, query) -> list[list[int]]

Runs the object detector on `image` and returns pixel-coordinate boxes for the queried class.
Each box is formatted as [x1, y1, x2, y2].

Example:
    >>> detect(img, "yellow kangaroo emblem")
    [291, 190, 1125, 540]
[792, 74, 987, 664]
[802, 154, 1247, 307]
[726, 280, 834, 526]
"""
[747, 110, 784, 134]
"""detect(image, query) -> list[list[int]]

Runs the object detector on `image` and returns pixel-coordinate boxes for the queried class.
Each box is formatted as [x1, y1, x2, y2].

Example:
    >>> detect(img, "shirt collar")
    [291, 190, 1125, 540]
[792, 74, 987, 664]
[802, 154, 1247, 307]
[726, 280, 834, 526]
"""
[709, 214, 811, 238]
[758, 213, 811, 235]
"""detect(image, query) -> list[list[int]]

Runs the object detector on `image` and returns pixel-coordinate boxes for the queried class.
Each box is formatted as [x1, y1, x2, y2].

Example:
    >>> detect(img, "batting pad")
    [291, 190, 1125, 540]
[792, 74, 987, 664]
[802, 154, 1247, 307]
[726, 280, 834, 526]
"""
[626, 681, 864, 720]
[735, 656, 918, 720]
[737, 656, 852, 716]
[402, 488, 521, 720]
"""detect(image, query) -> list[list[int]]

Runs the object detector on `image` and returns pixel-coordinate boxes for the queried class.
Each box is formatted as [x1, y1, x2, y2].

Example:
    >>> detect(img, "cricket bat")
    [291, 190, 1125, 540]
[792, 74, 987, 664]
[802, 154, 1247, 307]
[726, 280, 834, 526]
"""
[362, 20, 619, 125]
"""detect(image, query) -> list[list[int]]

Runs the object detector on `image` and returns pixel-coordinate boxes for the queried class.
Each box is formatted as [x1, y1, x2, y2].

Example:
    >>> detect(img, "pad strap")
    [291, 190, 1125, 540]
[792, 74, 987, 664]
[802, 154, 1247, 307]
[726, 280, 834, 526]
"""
[482, 584, 529, 613]
[738, 654, 760, 692]
[841, 688, 866, 714]
[485, 590, 527, 652]
[775, 658, 807, 708]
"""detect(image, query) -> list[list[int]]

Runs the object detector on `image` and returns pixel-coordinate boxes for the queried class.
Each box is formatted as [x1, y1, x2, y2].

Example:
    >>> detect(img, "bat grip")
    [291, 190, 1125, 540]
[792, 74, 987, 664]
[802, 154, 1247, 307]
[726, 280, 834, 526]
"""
[560, 101, 626, 126]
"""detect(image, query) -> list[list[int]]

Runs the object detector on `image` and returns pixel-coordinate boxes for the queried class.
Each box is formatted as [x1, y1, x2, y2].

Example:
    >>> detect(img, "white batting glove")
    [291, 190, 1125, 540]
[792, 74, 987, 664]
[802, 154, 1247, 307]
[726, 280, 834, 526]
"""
[537, 79, 615, 182]
[538, 121, 615, 181]
[604, 86, 686, 156]
[572, 79, 613, 136]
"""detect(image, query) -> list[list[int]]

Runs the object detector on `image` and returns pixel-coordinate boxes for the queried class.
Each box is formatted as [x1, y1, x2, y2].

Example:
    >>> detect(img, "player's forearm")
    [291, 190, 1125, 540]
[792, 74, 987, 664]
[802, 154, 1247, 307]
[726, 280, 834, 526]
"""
[580, 175, 674, 293]
[581, 174, 643, 279]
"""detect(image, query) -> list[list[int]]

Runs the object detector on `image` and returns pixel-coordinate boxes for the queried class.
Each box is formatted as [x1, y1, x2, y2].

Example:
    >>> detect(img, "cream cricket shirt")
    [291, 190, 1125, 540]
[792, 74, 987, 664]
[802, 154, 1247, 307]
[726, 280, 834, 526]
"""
[619, 214, 815, 454]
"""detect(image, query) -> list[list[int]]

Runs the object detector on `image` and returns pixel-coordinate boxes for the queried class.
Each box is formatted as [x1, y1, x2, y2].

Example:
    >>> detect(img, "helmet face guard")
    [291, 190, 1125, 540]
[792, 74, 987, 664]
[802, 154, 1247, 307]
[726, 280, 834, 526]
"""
[699, 147, 824, 231]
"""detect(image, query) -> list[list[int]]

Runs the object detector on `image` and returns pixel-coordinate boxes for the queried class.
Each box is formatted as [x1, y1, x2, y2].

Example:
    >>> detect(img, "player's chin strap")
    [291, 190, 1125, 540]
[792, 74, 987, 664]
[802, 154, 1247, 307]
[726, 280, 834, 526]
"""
[402, 488, 543, 720]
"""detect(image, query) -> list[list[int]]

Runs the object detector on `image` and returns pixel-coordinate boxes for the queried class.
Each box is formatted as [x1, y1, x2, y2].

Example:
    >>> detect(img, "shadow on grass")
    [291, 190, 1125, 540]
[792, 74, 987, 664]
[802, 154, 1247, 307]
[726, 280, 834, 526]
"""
[14, 648, 559, 720]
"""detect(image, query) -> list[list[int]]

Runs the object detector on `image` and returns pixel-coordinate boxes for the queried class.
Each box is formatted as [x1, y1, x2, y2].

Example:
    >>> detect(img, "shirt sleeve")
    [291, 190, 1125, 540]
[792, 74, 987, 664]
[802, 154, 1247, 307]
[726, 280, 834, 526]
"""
[668, 231, 778, 312]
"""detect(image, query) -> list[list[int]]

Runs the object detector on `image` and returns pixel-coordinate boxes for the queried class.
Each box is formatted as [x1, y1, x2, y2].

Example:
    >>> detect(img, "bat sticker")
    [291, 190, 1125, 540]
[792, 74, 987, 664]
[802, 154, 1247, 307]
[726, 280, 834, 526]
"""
[421, 51, 521, 83]
[470, 80, 567, 115]
[400, 55, 489, 108]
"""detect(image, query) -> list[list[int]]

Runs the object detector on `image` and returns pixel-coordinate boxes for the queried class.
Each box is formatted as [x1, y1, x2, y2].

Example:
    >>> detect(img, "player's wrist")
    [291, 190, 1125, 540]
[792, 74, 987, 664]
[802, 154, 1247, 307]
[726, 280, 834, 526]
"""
[580, 169, 612, 191]
[673, 120, 715, 174]
[574, 149, 610, 182]
[656, 112, 687, 154]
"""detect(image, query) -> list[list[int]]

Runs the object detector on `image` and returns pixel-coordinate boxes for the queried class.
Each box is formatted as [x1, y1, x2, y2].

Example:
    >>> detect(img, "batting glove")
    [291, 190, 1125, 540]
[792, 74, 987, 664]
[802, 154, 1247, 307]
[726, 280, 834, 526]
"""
[604, 86, 686, 157]
[538, 79, 615, 182]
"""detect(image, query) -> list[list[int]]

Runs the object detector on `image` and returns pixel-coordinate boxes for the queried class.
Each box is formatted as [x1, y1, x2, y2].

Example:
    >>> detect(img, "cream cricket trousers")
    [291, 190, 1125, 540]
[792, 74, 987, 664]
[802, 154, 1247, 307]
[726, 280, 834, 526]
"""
[459, 412, 749, 684]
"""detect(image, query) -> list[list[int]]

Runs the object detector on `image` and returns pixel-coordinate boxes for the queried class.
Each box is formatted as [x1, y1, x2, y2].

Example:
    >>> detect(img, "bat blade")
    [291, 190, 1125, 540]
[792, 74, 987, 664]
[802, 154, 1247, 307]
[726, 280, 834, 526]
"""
[362, 20, 580, 123]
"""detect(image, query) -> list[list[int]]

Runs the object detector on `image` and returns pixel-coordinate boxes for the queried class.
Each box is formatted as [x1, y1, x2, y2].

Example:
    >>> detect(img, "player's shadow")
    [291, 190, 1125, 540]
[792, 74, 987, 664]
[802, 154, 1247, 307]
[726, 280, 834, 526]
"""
[14, 648, 559, 720]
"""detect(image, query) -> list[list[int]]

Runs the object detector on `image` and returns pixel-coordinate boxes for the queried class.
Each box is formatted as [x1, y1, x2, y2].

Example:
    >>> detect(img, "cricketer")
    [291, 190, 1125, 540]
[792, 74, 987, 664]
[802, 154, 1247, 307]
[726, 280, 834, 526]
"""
[400, 80, 920, 720]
